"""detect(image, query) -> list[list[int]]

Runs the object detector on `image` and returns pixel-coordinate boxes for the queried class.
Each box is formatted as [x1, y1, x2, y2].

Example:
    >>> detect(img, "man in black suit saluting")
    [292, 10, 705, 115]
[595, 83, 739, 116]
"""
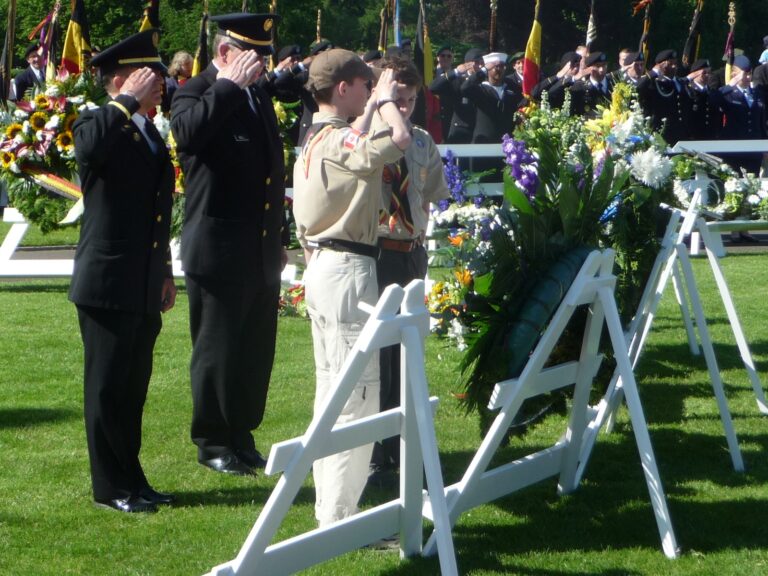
[171, 13, 287, 476]
[71, 29, 177, 513]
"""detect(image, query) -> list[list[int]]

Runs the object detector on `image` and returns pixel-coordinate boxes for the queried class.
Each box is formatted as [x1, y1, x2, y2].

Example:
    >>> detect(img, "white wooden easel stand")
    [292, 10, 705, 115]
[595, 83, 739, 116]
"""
[422, 249, 679, 560]
[205, 280, 458, 576]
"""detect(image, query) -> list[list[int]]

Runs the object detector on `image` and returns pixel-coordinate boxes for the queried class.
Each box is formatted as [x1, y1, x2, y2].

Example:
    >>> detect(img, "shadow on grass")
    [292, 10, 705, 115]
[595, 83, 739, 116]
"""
[175, 484, 315, 509]
[0, 406, 79, 429]
[0, 282, 70, 293]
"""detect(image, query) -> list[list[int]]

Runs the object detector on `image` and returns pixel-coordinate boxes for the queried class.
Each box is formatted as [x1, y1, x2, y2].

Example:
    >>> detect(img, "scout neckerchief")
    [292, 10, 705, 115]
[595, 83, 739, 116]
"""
[381, 157, 414, 234]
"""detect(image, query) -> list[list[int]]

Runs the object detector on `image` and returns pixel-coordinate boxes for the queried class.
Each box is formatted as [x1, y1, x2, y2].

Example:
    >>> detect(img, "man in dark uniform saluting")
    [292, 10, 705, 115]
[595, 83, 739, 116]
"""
[71, 29, 177, 513]
[171, 13, 287, 476]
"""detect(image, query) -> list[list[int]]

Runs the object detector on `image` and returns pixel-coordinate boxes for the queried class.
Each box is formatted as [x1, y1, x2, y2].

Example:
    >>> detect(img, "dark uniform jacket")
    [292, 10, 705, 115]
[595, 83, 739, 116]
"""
[171, 64, 286, 284]
[461, 72, 523, 143]
[429, 69, 476, 143]
[570, 76, 614, 118]
[70, 94, 174, 313]
[531, 74, 574, 108]
[13, 66, 44, 101]
[711, 85, 767, 140]
[637, 73, 692, 145]
[686, 83, 721, 140]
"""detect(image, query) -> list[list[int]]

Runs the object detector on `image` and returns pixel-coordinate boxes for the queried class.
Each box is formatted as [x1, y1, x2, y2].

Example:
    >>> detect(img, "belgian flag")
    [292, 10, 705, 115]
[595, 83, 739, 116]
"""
[522, 0, 541, 97]
[191, 8, 209, 77]
[60, 0, 91, 74]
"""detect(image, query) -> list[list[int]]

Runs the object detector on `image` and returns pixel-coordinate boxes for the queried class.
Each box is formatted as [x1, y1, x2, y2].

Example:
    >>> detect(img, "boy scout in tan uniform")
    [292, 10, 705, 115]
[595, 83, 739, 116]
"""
[370, 57, 450, 484]
[292, 49, 412, 527]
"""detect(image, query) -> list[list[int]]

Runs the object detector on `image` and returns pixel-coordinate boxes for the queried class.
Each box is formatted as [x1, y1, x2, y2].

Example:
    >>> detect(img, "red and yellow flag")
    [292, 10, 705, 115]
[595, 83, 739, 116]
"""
[522, 0, 541, 97]
[60, 0, 91, 74]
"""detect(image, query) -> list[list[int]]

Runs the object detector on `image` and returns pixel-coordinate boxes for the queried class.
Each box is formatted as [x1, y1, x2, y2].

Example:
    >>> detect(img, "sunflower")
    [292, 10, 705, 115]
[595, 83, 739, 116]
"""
[0, 150, 16, 169]
[62, 113, 78, 133]
[34, 94, 50, 110]
[29, 112, 48, 131]
[55, 130, 74, 151]
[5, 123, 24, 139]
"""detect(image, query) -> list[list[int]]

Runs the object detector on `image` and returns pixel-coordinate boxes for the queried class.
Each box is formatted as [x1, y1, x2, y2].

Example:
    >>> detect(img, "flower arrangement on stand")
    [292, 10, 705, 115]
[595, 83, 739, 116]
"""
[0, 73, 105, 232]
[437, 83, 679, 435]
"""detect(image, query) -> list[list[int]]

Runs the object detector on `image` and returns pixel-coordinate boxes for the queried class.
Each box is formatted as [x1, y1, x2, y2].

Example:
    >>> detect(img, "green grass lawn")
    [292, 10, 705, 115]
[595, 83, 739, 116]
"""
[0, 220, 81, 247]
[2, 254, 768, 575]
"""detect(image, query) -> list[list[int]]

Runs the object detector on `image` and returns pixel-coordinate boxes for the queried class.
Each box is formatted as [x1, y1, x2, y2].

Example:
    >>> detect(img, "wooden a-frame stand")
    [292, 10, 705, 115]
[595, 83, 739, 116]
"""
[578, 187, 768, 482]
[422, 249, 680, 559]
[205, 280, 459, 576]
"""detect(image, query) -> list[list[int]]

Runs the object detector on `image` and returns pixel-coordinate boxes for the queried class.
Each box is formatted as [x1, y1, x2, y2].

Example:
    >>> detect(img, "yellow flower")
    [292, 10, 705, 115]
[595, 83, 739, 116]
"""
[29, 112, 48, 131]
[56, 130, 74, 151]
[273, 101, 287, 124]
[454, 267, 473, 286]
[5, 123, 23, 139]
[0, 150, 16, 169]
[34, 94, 50, 110]
[449, 232, 468, 247]
[63, 113, 77, 133]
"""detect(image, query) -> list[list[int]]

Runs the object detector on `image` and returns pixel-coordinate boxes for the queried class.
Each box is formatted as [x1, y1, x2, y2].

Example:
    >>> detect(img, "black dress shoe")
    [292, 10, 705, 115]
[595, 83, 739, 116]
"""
[236, 448, 268, 469]
[94, 495, 157, 513]
[199, 453, 255, 476]
[139, 486, 175, 505]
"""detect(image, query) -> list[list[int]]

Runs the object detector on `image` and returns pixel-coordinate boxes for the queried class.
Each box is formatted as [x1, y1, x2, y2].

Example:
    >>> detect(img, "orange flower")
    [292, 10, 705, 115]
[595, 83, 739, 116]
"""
[449, 232, 468, 247]
[454, 267, 472, 286]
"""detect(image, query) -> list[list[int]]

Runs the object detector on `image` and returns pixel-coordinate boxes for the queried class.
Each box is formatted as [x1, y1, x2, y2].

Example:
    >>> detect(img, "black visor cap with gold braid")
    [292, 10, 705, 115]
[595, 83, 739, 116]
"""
[90, 29, 167, 75]
[211, 13, 279, 56]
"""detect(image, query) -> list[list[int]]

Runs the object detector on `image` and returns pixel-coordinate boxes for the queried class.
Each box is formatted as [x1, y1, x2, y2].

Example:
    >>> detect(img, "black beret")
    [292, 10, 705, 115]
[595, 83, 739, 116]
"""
[654, 49, 677, 64]
[211, 13, 278, 56]
[690, 58, 710, 73]
[464, 48, 484, 63]
[362, 49, 382, 63]
[585, 51, 607, 67]
[90, 29, 167, 74]
[625, 51, 644, 64]
[436, 45, 452, 56]
[733, 54, 752, 71]
[560, 51, 582, 67]
[277, 44, 301, 61]
[310, 40, 333, 56]
[24, 43, 40, 59]
[509, 51, 525, 62]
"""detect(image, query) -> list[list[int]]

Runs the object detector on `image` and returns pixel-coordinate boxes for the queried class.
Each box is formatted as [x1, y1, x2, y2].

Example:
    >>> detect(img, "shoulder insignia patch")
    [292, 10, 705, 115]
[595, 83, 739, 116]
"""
[343, 128, 364, 150]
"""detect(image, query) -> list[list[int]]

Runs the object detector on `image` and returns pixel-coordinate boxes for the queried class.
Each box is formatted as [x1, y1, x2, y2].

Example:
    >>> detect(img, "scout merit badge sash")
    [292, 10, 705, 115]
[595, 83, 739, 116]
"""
[381, 157, 414, 234]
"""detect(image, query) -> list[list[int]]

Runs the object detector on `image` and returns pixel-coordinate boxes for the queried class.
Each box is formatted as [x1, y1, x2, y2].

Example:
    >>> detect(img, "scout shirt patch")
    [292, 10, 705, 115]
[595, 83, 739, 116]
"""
[342, 128, 364, 150]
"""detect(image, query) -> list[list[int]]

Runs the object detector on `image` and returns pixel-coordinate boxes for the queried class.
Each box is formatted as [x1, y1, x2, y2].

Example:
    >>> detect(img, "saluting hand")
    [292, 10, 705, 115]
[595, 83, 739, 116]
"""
[121, 67, 163, 111]
[218, 50, 264, 88]
[375, 68, 399, 102]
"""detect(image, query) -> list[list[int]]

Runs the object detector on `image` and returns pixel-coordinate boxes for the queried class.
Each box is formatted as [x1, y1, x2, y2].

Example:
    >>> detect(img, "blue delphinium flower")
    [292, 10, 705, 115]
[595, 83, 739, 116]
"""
[443, 149, 467, 204]
[502, 134, 538, 199]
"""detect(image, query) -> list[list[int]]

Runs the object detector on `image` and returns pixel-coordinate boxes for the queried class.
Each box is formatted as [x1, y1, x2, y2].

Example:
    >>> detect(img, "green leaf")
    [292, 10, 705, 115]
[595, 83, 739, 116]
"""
[473, 272, 493, 297]
[503, 169, 534, 214]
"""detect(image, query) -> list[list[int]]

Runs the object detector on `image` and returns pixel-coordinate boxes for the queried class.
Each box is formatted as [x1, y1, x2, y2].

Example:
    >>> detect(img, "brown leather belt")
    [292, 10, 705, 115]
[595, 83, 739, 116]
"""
[378, 237, 419, 253]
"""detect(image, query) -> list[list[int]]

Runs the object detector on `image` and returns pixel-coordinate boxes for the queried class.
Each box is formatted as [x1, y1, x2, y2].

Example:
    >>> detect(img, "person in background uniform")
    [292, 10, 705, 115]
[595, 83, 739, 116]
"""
[531, 51, 586, 108]
[505, 51, 526, 93]
[296, 40, 334, 143]
[70, 29, 176, 514]
[637, 49, 692, 145]
[432, 45, 455, 139]
[363, 49, 383, 68]
[13, 43, 44, 101]
[611, 49, 644, 86]
[259, 43, 304, 145]
[171, 13, 288, 477]
[368, 56, 450, 488]
[711, 55, 767, 175]
[686, 58, 721, 140]
[570, 51, 613, 118]
[292, 49, 411, 527]
[429, 47, 483, 144]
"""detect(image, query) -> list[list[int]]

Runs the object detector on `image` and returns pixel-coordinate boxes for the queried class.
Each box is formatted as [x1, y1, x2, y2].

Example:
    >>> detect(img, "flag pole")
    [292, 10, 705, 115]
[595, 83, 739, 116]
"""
[0, 0, 17, 108]
[724, 1, 736, 82]
[681, 0, 704, 68]
[489, 0, 497, 53]
[316, 9, 321, 44]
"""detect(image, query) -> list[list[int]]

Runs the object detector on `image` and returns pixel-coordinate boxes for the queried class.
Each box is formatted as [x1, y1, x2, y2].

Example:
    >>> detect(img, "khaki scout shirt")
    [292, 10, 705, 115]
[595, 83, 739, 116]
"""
[376, 120, 450, 241]
[293, 111, 403, 248]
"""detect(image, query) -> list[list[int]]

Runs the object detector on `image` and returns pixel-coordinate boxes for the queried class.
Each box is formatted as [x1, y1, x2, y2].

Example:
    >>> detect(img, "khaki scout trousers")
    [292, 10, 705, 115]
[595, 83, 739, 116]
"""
[305, 249, 380, 527]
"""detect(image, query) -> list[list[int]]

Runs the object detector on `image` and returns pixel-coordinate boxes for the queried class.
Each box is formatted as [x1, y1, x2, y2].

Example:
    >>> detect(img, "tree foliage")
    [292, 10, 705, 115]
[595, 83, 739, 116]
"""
[0, 0, 767, 74]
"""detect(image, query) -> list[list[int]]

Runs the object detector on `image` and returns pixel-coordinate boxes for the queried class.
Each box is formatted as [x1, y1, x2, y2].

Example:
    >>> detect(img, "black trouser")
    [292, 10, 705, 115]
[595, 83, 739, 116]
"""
[78, 305, 161, 501]
[186, 273, 279, 460]
[372, 245, 429, 469]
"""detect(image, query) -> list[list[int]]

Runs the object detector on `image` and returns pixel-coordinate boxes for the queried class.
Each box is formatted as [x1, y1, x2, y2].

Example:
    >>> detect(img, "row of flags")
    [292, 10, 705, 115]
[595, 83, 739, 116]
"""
[0, 0, 741, 108]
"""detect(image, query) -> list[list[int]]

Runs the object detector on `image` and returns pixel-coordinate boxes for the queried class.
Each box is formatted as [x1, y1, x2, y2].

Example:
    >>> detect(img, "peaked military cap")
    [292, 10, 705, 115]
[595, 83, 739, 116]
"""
[654, 49, 677, 64]
[24, 43, 40, 59]
[310, 40, 334, 56]
[585, 51, 607, 67]
[211, 13, 278, 55]
[90, 29, 167, 74]
[690, 58, 710, 72]
[277, 44, 301, 61]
